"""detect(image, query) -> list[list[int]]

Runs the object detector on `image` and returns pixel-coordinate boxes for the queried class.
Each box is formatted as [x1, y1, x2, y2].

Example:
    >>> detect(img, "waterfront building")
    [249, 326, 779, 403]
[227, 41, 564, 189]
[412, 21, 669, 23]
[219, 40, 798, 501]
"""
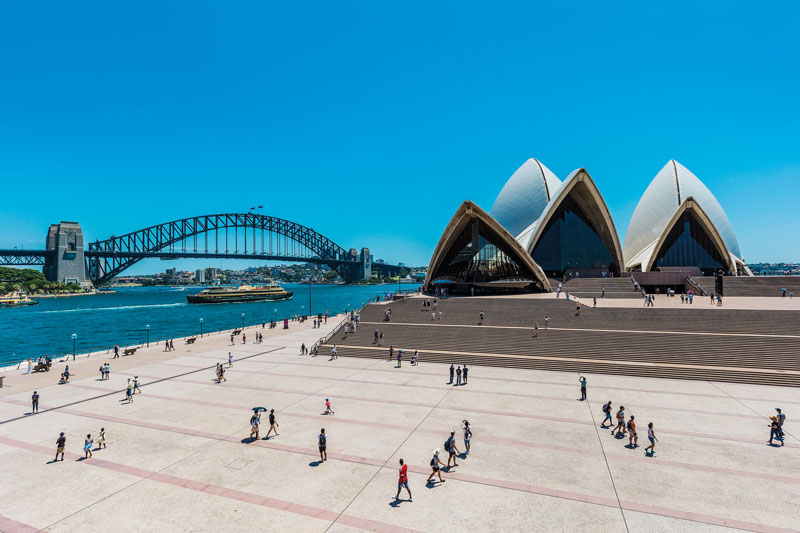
[424, 159, 747, 294]
[195, 269, 206, 283]
[624, 160, 749, 275]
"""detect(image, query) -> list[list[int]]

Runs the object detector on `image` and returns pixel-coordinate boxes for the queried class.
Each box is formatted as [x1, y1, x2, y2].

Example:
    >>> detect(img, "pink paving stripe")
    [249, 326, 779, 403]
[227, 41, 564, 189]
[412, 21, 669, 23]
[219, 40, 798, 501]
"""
[171, 358, 764, 420]
[191, 350, 800, 406]
[0, 435, 421, 533]
[0, 515, 39, 533]
[3, 403, 795, 532]
[119, 371, 797, 449]
[17, 384, 799, 486]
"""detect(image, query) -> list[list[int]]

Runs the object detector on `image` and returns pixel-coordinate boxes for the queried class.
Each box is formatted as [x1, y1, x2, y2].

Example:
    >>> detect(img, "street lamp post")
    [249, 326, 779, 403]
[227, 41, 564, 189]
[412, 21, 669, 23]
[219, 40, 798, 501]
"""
[71, 333, 77, 360]
[274, 308, 277, 322]
[200, 318, 204, 338]
[308, 279, 312, 316]
[241, 312, 245, 329]
[146, 324, 150, 347]
[301, 305, 304, 319]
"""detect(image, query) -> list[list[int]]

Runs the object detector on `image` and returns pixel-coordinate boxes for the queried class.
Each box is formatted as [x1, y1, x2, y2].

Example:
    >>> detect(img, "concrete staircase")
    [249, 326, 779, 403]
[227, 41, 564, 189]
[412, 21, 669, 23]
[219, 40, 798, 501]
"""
[326, 297, 800, 387]
[558, 277, 640, 299]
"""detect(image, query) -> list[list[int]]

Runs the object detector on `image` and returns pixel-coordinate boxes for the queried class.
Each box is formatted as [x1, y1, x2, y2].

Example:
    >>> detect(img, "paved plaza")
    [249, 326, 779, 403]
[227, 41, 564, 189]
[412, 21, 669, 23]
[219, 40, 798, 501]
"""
[1, 314, 799, 532]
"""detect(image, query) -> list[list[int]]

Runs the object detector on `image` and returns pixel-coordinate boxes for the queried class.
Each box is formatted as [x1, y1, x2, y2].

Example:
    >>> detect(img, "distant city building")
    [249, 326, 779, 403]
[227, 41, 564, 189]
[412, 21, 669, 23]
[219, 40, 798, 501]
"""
[205, 267, 219, 279]
[195, 269, 206, 283]
[166, 268, 177, 277]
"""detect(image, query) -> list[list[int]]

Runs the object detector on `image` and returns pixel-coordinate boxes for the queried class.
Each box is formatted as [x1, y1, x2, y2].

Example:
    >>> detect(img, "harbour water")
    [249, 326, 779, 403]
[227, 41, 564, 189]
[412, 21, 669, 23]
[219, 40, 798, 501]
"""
[0, 283, 412, 367]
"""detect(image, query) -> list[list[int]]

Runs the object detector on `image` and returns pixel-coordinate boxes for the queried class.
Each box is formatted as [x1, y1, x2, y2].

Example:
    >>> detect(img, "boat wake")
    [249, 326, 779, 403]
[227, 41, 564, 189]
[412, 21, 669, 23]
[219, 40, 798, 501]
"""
[40, 303, 186, 314]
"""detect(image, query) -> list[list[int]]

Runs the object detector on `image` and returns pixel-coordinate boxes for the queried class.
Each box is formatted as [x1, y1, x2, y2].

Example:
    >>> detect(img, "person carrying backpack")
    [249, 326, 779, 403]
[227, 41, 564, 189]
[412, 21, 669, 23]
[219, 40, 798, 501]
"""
[445, 430, 460, 467]
[601, 401, 613, 427]
[627, 415, 638, 447]
[426, 449, 445, 484]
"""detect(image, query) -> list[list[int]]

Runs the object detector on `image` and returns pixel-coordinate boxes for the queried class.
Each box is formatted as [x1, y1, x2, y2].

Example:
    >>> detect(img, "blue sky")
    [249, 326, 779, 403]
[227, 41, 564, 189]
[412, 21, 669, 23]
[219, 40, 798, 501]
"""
[1, 1, 799, 272]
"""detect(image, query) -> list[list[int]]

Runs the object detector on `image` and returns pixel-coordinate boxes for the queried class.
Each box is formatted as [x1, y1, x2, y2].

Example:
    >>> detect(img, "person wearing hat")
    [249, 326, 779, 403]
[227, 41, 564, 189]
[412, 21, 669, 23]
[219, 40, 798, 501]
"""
[426, 449, 445, 484]
[55, 432, 66, 461]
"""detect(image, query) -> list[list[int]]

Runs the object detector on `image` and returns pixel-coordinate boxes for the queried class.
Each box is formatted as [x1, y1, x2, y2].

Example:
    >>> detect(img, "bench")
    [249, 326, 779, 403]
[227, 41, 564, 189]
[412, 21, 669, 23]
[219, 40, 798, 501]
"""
[0, 375, 4, 388]
[185, 337, 197, 345]
[232, 329, 242, 336]
[33, 362, 52, 372]
[123, 347, 137, 356]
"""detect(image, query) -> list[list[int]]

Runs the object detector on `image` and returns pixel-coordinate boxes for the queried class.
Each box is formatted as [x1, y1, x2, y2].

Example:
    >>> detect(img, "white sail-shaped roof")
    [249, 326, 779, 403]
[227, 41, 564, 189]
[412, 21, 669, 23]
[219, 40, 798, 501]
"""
[490, 159, 561, 238]
[623, 160, 741, 268]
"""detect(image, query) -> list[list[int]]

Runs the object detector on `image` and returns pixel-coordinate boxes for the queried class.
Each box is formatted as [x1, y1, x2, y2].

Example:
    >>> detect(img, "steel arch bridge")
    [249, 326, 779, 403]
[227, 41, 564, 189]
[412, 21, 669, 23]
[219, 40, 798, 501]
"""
[0, 213, 402, 285]
[87, 213, 367, 285]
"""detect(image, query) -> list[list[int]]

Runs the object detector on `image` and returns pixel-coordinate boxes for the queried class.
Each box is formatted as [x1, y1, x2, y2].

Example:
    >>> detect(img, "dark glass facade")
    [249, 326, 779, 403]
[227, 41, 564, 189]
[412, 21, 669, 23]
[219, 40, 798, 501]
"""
[531, 195, 617, 278]
[652, 212, 728, 275]
[431, 219, 539, 293]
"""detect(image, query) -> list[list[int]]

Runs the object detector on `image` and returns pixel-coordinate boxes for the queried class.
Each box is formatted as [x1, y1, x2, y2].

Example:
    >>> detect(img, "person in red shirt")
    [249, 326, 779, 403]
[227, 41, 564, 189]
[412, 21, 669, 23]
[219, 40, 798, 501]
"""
[395, 458, 412, 501]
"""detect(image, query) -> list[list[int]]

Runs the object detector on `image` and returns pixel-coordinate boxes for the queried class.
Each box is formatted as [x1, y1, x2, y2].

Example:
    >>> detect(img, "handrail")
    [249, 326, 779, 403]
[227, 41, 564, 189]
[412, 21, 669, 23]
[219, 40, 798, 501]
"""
[685, 276, 708, 296]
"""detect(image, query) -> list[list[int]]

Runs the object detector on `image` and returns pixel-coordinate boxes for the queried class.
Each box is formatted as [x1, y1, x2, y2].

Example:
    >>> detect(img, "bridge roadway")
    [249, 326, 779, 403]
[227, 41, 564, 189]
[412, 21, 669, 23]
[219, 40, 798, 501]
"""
[324, 296, 800, 387]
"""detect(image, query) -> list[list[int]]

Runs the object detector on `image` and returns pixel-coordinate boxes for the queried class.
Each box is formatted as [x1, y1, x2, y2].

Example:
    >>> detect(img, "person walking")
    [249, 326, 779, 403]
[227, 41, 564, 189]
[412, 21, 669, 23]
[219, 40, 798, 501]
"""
[544, 315, 549, 329]
[104, 363, 110, 380]
[462, 365, 468, 384]
[55, 432, 66, 462]
[768, 416, 785, 446]
[84, 434, 93, 459]
[249, 412, 261, 442]
[388, 345, 394, 362]
[228, 352, 233, 368]
[579, 376, 587, 401]
[627, 416, 638, 448]
[645, 423, 658, 455]
[318, 428, 327, 462]
[613, 406, 626, 436]
[265, 409, 279, 438]
[133, 376, 142, 394]
[462, 420, 472, 455]
[31, 391, 39, 414]
[776, 408, 786, 430]
[426, 450, 445, 484]
[113, 344, 119, 359]
[479, 311, 484, 324]
[533, 321, 539, 338]
[373, 329, 379, 344]
[378, 331, 384, 346]
[445, 430, 459, 467]
[97, 427, 106, 449]
[397, 350, 402, 367]
[449, 364, 455, 384]
[395, 458, 412, 501]
[601, 401, 613, 428]
[242, 333, 246, 344]
[324, 398, 334, 415]
[455, 365, 462, 386]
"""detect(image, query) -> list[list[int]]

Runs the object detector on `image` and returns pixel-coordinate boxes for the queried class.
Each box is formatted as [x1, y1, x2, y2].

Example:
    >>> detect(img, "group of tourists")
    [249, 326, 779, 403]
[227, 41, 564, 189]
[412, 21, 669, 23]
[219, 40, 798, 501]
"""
[53, 428, 106, 462]
[98, 362, 111, 380]
[248, 408, 279, 441]
[425, 420, 472, 488]
[122, 377, 141, 403]
[600, 399, 658, 455]
[162, 339, 176, 351]
[448, 364, 468, 385]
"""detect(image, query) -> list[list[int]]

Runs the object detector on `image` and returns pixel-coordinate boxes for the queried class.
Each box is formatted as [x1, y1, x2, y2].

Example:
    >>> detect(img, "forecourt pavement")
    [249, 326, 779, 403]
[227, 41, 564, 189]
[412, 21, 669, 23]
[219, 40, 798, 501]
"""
[0, 317, 798, 532]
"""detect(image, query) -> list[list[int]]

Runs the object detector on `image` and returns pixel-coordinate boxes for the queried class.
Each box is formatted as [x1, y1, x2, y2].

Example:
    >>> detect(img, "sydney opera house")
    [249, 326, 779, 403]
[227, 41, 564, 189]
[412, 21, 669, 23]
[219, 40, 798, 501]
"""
[424, 159, 750, 294]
